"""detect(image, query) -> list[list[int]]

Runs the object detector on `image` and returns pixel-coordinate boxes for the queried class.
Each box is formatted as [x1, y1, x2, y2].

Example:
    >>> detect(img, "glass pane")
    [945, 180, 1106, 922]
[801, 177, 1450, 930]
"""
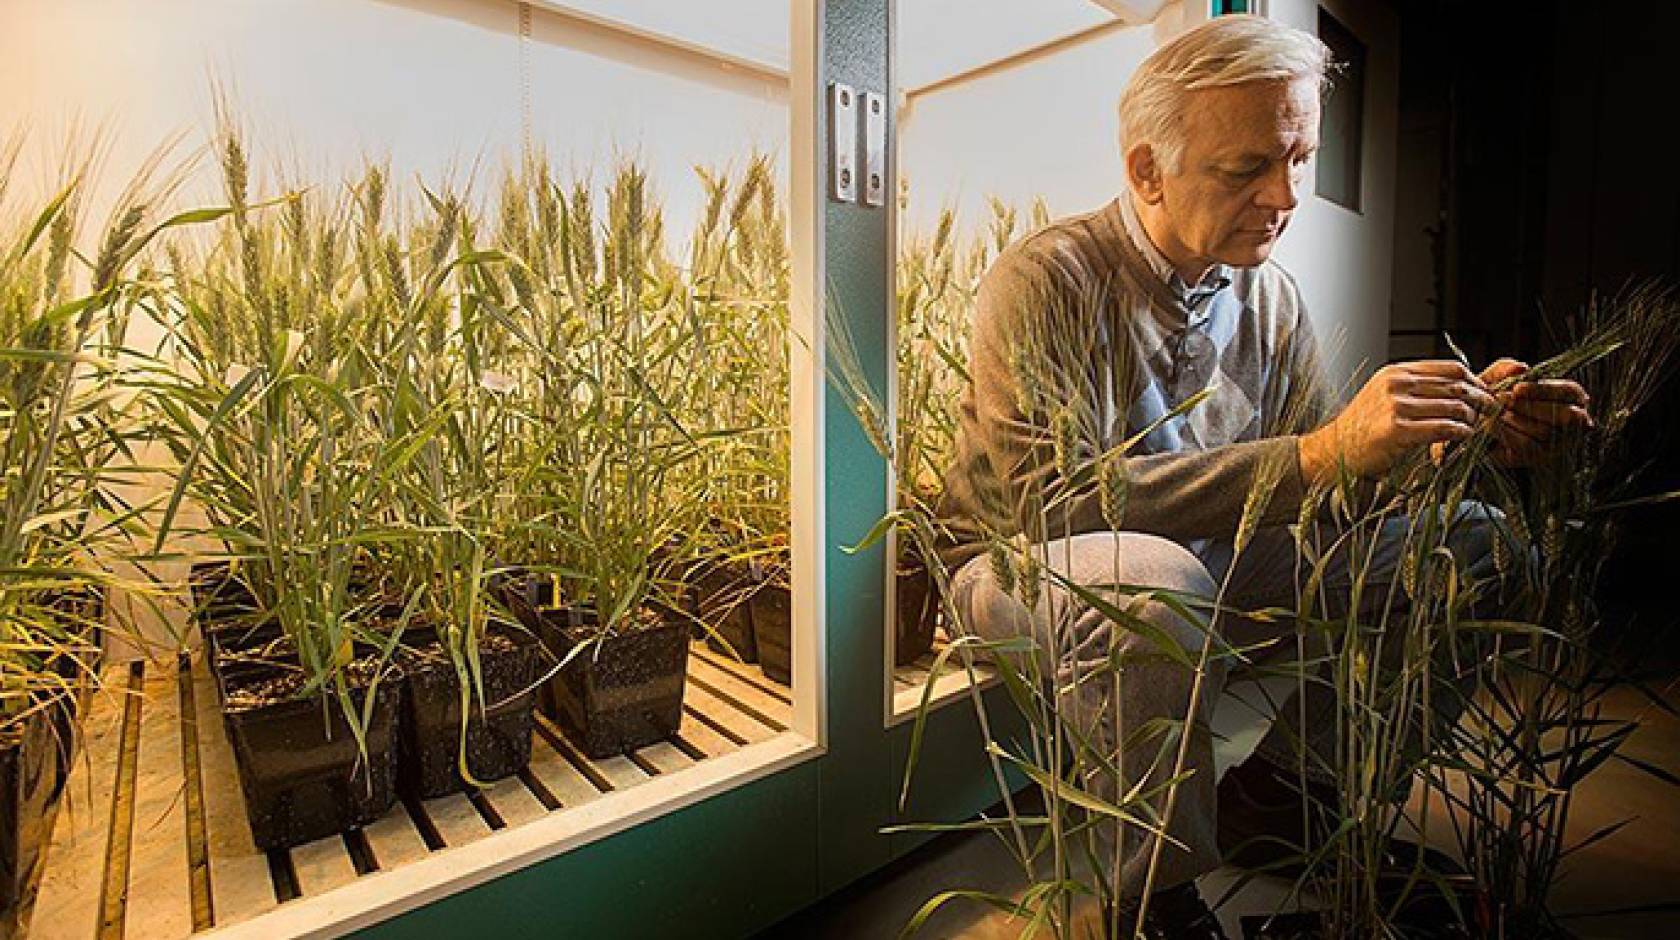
[890, 1, 1160, 717]
[0, 1, 805, 932]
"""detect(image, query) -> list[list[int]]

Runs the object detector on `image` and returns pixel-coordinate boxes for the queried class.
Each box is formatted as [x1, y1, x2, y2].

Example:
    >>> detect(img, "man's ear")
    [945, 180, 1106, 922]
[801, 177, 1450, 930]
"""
[1125, 143, 1164, 205]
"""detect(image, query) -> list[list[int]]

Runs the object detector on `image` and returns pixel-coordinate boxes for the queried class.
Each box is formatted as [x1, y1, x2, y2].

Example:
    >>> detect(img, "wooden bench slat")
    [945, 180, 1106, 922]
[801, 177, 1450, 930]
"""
[189, 654, 277, 930]
[631, 740, 695, 776]
[29, 671, 131, 940]
[120, 665, 194, 939]
[289, 834, 360, 898]
[686, 659, 791, 734]
[680, 681, 777, 746]
[689, 645, 793, 705]
[26, 632, 811, 939]
[672, 713, 740, 760]
[359, 805, 432, 872]
[476, 775, 548, 829]
[533, 714, 649, 792]
[523, 733, 611, 807]
[420, 792, 493, 848]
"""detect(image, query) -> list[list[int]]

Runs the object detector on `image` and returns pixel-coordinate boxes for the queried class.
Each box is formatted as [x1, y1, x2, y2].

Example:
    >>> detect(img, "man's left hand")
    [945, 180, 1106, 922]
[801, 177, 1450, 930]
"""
[1479, 358, 1593, 466]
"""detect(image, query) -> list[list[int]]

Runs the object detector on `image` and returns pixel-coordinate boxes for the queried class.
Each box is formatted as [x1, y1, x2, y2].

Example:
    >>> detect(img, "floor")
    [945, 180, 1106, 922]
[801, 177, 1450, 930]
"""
[759, 680, 1680, 939]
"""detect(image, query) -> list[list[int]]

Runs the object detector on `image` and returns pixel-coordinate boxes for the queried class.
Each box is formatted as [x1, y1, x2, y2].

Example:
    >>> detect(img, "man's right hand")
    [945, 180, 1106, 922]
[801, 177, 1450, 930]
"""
[1297, 360, 1496, 483]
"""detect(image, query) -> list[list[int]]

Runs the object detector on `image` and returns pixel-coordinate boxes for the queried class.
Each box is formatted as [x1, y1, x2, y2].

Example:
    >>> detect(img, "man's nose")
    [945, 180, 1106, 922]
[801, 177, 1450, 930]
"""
[1255, 163, 1300, 212]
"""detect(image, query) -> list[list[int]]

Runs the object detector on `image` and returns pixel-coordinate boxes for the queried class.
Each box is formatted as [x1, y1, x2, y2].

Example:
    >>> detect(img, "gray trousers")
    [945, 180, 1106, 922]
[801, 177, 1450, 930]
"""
[949, 503, 1500, 898]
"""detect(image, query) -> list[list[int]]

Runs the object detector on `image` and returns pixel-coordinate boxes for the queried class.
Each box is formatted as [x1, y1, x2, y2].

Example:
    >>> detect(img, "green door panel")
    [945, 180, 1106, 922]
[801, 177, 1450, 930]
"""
[815, 0, 897, 898]
[888, 686, 1032, 860]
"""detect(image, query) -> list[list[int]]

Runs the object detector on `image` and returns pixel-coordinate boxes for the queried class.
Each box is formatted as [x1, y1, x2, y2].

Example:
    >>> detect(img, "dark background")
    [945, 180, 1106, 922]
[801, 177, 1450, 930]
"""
[1389, 0, 1680, 659]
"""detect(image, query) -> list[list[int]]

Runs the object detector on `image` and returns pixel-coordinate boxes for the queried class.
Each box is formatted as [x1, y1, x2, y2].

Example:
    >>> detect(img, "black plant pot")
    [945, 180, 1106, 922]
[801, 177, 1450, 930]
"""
[748, 571, 792, 685]
[396, 624, 542, 799]
[40, 585, 104, 798]
[44, 585, 104, 669]
[33, 685, 77, 806]
[648, 540, 703, 623]
[695, 560, 757, 663]
[895, 563, 939, 667]
[1240, 904, 1476, 940]
[540, 606, 690, 760]
[204, 621, 285, 693]
[219, 658, 402, 851]
[0, 713, 56, 921]
[191, 562, 271, 684]
[189, 561, 257, 623]
[491, 566, 549, 633]
[491, 569, 562, 715]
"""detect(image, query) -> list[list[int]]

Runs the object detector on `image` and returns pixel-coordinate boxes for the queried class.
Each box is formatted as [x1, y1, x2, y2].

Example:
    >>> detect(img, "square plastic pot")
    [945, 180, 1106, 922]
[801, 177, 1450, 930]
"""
[748, 575, 792, 685]
[396, 624, 542, 799]
[219, 659, 402, 851]
[540, 606, 690, 760]
[895, 563, 939, 667]
[695, 559, 757, 663]
[0, 713, 57, 919]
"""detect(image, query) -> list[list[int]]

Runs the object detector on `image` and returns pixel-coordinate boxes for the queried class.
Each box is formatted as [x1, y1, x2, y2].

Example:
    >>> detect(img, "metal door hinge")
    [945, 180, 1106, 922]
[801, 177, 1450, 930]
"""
[829, 82, 858, 204]
[862, 91, 886, 207]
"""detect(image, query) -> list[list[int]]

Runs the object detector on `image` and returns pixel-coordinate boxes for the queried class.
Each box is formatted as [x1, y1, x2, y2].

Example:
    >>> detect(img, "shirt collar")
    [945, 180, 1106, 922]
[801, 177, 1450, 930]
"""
[1118, 193, 1232, 314]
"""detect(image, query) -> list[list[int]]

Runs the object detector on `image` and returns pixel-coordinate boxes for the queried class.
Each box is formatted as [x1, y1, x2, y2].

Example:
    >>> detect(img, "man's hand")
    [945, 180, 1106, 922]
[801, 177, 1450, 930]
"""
[1478, 358, 1593, 466]
[1298, 360, 1496, 483]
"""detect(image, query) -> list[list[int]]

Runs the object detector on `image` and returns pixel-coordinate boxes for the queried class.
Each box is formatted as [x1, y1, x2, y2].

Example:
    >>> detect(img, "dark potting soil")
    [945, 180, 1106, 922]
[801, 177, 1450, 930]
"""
[205, 620, 283, 673]
[219, 656, 402, 851]
[541, 606, 690, 759]
[395, 627, 542, 799]
[0, 713, 58, 919]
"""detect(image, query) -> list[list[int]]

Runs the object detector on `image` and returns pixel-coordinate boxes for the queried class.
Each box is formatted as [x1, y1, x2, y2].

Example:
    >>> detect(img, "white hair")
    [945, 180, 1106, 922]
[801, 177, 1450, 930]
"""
[1119, 14, 1332, 174]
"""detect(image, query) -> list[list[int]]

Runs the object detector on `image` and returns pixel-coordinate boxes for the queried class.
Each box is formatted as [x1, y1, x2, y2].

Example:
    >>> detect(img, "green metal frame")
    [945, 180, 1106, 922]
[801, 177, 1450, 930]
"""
[351, 4, 1019, 936]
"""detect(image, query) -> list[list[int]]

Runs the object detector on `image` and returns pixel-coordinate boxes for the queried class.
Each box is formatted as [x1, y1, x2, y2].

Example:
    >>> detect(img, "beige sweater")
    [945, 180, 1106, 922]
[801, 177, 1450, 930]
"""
[936, 197, 1334, 568]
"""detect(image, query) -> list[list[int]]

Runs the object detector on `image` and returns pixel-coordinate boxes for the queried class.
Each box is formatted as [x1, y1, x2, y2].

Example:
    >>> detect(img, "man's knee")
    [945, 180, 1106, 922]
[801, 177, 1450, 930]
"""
[1059, 531, 1217, 653]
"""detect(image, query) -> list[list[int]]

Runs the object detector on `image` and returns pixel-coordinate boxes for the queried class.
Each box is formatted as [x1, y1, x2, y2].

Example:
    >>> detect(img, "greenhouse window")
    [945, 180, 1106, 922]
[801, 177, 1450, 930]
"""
[2, 1, 827, 937]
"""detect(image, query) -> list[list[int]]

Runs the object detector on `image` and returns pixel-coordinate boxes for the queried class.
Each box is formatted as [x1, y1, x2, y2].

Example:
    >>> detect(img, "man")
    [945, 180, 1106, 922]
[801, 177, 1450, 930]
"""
[937, 14, 1590, 938]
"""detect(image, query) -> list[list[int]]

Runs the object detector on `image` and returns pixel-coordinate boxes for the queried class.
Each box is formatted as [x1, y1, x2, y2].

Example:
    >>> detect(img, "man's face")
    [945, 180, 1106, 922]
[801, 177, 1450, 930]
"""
[1153, 77, 1320, 270]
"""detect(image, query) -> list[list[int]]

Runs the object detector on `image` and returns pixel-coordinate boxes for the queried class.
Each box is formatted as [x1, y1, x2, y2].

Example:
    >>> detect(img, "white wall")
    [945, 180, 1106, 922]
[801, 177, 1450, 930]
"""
[1266, 0, 1399, 386]
[896, 0, 1400, 388]
[897, 18, 1154, 235]
[0, 0, 789, 248]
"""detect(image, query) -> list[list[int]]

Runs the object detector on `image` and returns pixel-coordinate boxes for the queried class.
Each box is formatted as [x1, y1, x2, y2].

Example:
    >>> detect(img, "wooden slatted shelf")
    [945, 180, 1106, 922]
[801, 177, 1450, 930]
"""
[688, 620, 993, 724]
[24, 641, 792, 939]
[891, 633, 998, 720]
